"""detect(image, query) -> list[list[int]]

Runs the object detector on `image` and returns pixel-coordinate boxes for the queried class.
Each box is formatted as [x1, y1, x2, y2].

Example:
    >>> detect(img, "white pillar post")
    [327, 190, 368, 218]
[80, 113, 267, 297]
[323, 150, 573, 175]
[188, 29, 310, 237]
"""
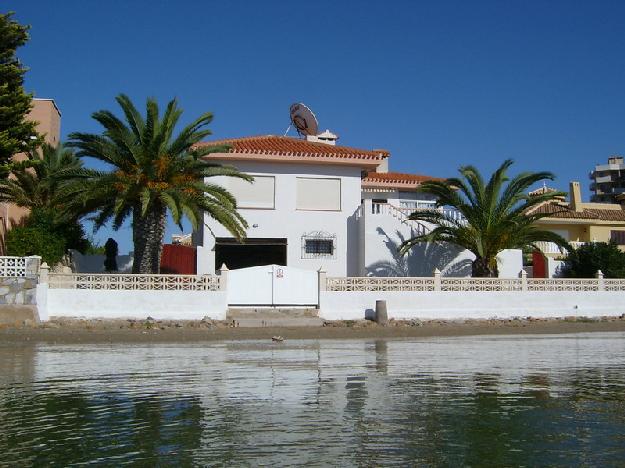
[26, 255, 42, 277]
[217, 263, 229, 291]
[318, 268, 327, 292]
[434, 268, 441, 291]
[521, 269, 527, 291]
[39, 262, 50, 285]
[596, 270, 605, 291]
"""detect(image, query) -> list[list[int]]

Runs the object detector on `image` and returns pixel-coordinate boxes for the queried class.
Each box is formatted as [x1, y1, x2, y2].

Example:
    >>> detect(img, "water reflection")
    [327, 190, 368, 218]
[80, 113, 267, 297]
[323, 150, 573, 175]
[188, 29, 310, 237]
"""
[1, 334, 625, 465]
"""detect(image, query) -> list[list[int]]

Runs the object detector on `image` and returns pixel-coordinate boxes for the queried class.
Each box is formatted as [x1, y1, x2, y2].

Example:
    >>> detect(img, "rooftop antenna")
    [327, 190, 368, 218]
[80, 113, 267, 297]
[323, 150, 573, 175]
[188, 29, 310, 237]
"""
[285, 102, 319, 137]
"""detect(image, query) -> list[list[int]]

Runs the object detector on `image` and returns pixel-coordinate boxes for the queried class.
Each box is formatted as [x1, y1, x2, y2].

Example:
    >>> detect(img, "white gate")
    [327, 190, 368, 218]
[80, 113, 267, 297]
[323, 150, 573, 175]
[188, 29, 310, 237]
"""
[227, 264, 319, 307]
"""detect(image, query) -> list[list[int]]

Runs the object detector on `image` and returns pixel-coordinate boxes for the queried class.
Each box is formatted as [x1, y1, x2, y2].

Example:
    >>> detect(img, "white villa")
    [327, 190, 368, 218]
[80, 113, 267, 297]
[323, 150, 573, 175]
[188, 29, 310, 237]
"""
[193, 132, 522, 278]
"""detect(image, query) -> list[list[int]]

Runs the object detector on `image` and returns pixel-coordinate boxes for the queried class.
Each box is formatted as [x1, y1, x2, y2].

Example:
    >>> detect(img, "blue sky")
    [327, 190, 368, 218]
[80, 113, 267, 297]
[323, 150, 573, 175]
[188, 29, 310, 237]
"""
[7, 1, 625, 253]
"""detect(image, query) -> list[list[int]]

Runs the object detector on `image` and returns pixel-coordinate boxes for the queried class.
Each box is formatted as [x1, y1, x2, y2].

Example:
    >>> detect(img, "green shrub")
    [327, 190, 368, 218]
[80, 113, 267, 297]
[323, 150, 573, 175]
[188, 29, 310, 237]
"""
[562, 242, 625, 278]
[5, 208, 89, 265]
[6, 226, 66, 265]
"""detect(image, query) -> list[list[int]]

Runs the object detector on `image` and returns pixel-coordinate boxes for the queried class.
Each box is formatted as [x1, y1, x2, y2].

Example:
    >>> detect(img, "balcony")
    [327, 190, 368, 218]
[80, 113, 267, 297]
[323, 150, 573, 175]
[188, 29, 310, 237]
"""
[535, 241, 588, 255]
[595, 174, 614, 184]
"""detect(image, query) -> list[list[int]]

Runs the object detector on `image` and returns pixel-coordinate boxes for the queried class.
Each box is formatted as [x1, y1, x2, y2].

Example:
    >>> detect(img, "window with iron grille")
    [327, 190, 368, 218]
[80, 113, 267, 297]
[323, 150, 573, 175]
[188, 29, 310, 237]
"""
[611, 230, 625, 245]
[301, 232, 336, 259]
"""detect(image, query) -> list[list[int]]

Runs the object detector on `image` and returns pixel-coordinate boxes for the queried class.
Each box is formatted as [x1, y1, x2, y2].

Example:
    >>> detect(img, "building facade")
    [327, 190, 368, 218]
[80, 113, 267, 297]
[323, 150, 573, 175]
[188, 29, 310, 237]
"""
[0, 99, 61, 251]
[194, 134, 522, 278]
[590, 156, 625, 203]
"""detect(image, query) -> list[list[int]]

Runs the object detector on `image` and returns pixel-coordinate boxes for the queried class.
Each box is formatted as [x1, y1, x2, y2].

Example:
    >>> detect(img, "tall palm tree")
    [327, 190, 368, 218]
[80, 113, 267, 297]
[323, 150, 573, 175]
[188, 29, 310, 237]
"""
[0, 142, 82, 220]
[399, 159, 570, 277]
[67, 94, 251, 274]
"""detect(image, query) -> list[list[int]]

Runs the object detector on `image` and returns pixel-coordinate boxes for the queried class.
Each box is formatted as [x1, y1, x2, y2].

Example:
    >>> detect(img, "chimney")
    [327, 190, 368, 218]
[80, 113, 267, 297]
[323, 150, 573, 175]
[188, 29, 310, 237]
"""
[306, 129, 338, 146]
[570, 181, 583, 212]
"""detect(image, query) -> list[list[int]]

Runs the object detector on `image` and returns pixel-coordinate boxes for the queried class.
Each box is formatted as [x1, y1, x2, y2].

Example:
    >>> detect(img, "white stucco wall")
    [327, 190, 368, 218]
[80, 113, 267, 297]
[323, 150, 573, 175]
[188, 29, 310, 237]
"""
[320, 290, 625, 320]
[198, 161, 362, 276]
[359, 199, 522, 278]
[40, 289, 227, 320]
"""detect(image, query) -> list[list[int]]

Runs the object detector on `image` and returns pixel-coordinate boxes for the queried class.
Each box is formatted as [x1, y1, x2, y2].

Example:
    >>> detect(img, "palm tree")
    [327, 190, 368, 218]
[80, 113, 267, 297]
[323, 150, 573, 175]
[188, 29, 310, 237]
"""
[0, 142, 82, 220]
[67, 94, 251, 274]
[399, 159, 570, 277]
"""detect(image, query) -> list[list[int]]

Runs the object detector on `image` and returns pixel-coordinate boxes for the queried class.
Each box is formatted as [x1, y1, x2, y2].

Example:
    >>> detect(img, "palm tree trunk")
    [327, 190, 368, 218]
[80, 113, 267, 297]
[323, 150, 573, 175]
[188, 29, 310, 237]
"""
[132, 203, 166, 274]
[471, 257, 498, 277]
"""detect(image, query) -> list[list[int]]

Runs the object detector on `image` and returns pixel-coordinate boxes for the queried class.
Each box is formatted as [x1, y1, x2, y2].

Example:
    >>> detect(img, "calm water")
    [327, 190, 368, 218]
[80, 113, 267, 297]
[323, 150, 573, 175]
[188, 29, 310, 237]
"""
[1, 334, 625, 466]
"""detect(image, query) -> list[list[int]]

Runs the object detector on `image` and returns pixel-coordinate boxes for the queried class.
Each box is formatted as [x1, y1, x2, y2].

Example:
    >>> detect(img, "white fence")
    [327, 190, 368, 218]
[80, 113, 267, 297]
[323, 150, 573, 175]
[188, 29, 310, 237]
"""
[30, 265, 625, 322]
[325, 273, 625, 292]
[0, 256, 41, 277]
[38, 270, 226, 321]
[48, 273, 221, 291]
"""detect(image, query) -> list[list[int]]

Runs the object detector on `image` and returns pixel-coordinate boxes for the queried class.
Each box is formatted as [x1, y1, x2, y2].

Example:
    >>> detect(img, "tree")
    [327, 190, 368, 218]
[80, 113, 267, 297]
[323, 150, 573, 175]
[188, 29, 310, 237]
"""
[67, 94, 251, 274]
[0, 12, 41, 173]
[0, 143, 82, 220]
[400, 159, 571, 277]
[562, 242, 625, 278]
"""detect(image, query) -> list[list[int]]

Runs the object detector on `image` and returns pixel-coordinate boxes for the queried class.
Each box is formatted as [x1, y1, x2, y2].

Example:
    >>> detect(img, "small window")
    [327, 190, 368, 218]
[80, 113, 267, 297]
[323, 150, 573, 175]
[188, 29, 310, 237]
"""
[301, 232, 336, 259]
[306, 239, 334, 255]
[611, 230, 625, 245]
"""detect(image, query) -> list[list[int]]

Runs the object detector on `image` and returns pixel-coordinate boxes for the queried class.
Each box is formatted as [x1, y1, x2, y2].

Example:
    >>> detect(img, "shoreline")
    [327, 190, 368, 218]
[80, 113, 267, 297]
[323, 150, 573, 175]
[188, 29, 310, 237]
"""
[1, 317, 625, 344]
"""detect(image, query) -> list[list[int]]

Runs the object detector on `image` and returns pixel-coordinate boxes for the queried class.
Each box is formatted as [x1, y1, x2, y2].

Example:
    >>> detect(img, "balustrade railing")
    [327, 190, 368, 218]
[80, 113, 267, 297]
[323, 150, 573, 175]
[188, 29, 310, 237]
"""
[440, 278, 523, 292]
[48, 273, 221, 291]
[371, 202, 466, 225]
[526, 278, 600, 292]
[0, 256, 40, 277]
[326, 275, 625, 292]
[327, 277, 436, 292]
[536, 241, 589, 255]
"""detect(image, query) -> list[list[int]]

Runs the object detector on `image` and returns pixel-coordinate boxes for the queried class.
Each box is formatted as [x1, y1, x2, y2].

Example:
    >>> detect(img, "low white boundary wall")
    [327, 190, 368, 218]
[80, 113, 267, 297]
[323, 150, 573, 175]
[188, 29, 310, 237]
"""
[41, 288, 227, 321]
[320, 290, 625, 320]
[36, 270, 227, 321]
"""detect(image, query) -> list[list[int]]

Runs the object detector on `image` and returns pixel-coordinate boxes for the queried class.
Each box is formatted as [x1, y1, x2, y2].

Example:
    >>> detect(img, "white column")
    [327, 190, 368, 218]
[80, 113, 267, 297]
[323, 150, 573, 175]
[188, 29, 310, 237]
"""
[596, 270, 605, 291]
[433, 268, 441, 291]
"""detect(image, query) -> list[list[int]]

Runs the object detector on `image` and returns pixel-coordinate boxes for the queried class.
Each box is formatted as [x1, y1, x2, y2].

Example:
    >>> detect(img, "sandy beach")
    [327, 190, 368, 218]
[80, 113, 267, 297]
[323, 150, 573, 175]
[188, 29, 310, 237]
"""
[1, 316, 624, 344]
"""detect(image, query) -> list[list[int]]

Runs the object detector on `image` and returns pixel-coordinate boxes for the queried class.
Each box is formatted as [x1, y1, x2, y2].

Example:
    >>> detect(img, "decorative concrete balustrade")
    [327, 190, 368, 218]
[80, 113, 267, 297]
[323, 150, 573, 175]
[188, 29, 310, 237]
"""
[0, 256, 41, 278]
[46, 272, 222, 291]
[325, 270, 625, 292]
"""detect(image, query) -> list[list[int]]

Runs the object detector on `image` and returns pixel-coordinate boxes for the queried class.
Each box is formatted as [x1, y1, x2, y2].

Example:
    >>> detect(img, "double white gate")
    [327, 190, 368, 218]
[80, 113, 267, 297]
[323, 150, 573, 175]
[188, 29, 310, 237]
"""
[227, 265, 319, 307]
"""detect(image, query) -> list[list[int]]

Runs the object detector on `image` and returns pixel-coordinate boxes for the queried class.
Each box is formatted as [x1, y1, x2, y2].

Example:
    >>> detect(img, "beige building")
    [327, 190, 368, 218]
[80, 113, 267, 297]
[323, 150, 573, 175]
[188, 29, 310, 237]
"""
[0, 98, 61, 252]
[529, 181, 625, 257]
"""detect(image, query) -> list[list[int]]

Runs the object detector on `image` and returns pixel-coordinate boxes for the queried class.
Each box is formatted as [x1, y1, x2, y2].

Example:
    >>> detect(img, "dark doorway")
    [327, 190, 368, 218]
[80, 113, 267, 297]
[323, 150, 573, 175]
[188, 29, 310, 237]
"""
[215, 238, 287, 270]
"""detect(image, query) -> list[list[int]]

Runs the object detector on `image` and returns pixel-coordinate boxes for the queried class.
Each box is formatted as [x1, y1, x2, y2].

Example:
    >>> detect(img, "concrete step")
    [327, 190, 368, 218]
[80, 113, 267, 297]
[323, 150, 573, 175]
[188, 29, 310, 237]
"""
[227, 307, 320, 319]
[226, 307, 323, 327]
[227, 317, 325, 328]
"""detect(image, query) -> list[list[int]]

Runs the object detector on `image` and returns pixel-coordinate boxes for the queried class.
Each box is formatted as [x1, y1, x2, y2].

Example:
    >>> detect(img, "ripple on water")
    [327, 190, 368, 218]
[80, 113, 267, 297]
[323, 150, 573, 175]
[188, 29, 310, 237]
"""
[0, 333, 625, 465]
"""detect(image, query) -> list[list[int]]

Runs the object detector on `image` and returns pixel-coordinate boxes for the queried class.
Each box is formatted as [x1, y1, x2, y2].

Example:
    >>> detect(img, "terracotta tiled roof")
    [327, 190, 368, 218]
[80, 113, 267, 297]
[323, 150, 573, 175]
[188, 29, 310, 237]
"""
[362, 171, 443, 189]
[532, 202, 625, 222]
[196, 135, 389, 162]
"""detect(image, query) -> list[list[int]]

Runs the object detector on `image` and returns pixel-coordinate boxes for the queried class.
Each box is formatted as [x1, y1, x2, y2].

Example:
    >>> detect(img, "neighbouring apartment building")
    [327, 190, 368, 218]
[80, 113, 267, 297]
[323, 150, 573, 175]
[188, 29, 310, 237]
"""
[590, 155, 625, 203]
[0, 98, 61, 251]
[193, 133, 522, 278]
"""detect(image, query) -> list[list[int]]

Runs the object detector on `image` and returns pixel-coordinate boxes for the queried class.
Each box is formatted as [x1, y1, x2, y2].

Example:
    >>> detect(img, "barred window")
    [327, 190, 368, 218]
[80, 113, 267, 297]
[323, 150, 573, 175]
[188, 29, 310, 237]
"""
[301, 232, 336, 259]
[305, 239, 333, 255]
[611, 230, 625, 245]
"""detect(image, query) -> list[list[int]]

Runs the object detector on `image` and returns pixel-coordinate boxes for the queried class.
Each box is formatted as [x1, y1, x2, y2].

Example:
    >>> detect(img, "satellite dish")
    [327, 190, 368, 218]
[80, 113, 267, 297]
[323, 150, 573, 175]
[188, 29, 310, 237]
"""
[289, 103, 319, 136]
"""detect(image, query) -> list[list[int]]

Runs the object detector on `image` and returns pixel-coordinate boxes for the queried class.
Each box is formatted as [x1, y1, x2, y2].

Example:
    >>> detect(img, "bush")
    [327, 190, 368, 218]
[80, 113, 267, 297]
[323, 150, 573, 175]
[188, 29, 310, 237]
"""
[562, 242, 625, 278]
[5, 208, 89, 266]
[6, 226, 66, 265]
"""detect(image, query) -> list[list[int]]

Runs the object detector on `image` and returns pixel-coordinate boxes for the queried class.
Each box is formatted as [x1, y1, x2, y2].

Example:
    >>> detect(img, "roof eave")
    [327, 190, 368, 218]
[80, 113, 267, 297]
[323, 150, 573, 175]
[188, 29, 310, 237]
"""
[202, 152, 384, 169]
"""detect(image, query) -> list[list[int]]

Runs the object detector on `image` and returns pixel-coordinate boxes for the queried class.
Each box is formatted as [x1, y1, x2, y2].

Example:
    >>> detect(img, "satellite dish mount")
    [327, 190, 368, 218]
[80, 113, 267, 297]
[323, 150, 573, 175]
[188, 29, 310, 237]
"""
[285, 103, 319, 138]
